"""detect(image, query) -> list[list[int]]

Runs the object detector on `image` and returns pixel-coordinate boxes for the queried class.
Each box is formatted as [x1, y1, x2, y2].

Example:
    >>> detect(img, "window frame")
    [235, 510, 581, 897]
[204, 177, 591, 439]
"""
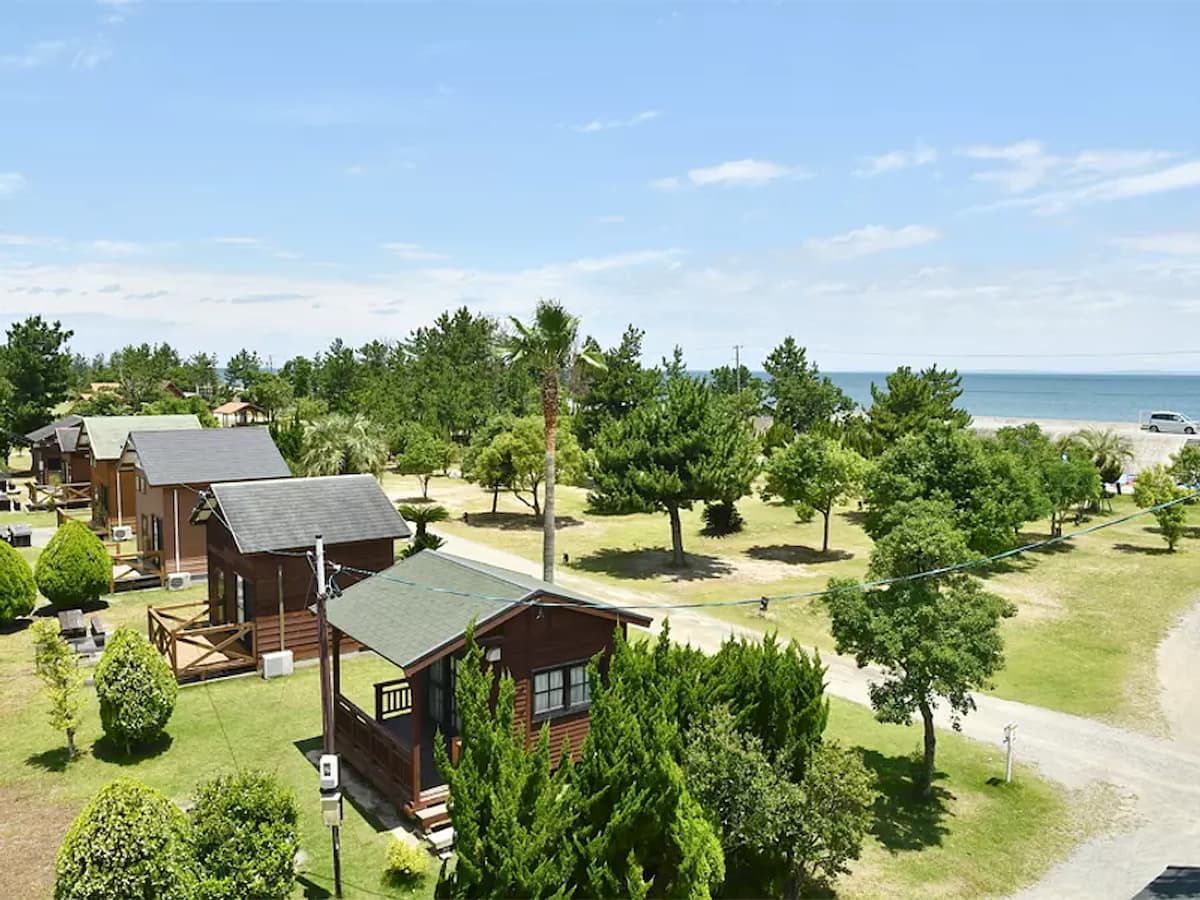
[531, 659, 593, 722]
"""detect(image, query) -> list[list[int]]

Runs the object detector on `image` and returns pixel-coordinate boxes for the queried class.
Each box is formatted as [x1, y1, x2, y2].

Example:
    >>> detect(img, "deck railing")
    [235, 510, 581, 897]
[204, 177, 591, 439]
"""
[147, 601, 257, 681]
[28, 482, 90, 509]
[375, 678, 413, 721]
[336, 695, 415, 812]
[110, 550, 165, 592]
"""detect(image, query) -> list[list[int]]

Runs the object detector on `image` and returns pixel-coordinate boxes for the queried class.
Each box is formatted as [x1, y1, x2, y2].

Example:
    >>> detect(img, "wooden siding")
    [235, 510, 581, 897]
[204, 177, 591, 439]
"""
[203, 514, 395, 660]
[134, 478, 211, 576]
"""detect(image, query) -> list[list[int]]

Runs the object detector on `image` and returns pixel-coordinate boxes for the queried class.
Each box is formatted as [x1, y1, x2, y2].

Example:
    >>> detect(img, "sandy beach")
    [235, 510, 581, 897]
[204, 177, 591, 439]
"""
[972, 416, 1194, 474]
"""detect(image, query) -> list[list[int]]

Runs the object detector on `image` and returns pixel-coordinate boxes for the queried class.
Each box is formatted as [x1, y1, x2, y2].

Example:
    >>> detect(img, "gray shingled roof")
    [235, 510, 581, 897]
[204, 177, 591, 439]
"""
[127, 427, 292, 487]
[326, 550, 651, 674]
[56, 426, 80, 453]
[209, 474, 411, 554]
[25, 415, 82, 444]
[79, 415, 201, 460]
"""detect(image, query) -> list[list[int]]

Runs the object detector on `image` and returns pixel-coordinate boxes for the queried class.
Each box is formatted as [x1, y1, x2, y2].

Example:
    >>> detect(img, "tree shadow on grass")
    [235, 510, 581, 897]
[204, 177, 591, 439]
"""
[840, 510, 868, 527]
[26, 747, 75, 773]
[394, 496, 434, 506]
[571, 547, 733, 582]
[1113, 542, 1173, 556]
[979, 532, 1077, 578]
[297, 875, 334, 899]
[857, 749, 952, 853]
[32, 598, 112, 619]
[746, 545, 854, 565]
[0, 617, 32, 635]
[462, 512, 583, 531]
[91, 732, 173, 764]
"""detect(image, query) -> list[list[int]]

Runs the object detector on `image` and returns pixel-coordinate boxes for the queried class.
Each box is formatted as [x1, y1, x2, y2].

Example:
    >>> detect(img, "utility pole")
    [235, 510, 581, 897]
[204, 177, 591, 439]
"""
[1003, 722, 1018, 784]
[733, 344, 744, 392]
[314, 534, 343, 898]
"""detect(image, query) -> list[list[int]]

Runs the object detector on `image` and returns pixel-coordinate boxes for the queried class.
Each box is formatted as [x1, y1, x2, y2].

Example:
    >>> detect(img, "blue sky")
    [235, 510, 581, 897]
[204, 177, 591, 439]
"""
[2, 2, 1200, 371]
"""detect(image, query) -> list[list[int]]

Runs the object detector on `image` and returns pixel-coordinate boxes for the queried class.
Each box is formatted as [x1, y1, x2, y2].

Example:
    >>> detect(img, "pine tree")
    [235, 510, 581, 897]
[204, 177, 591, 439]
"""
[571, 631, 725, 898]
[434, 627, 575, 898]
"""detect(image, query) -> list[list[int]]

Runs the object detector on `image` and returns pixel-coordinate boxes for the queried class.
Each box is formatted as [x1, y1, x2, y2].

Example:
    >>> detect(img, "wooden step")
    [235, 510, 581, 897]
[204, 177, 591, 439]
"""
[427, 826, 455, 852]
[416, 802, 450, 833]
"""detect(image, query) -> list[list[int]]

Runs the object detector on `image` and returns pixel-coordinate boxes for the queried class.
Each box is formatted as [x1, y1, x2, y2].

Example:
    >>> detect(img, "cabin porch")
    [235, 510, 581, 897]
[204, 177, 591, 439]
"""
[332, 635, 455, 829]
[147, 599, 257, 680]
[26, 481, 91, 510]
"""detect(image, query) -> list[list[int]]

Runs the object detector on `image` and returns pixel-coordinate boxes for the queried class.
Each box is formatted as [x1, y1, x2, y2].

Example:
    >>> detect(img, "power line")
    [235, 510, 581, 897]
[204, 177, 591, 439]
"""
[323, 489, 1199, 613]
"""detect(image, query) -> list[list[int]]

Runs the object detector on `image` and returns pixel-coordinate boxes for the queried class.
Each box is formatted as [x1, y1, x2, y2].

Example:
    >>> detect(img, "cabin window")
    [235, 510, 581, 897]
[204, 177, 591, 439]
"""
[533, 669, 564, 715]
[568, 664, 590, 706]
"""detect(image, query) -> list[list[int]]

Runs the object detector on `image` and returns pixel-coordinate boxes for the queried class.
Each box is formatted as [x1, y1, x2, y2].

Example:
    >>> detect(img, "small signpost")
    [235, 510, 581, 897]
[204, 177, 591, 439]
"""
[1003, 722, 1018, 783]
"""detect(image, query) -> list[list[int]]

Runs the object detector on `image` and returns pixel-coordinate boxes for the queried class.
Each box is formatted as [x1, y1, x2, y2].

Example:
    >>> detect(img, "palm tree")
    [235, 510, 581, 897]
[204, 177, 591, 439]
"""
[1075, 428, 1135, 495]
[300, 413, 389, 477]
[397, 503, 450, 540]
[505, 300, 603, 583]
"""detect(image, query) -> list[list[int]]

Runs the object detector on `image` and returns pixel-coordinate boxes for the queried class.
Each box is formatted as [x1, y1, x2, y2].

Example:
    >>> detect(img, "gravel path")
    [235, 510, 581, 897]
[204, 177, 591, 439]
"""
[438, 531, 1200, 899]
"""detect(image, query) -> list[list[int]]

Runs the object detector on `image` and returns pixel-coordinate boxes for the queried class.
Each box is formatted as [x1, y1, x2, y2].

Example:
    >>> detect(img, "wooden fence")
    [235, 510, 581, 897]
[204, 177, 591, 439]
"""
[375, 678, 413, 721]
[28, 482, 90, 510]
[147, 601, 257, 680]
[335, 695, 415, 812]
[110, 550, 165, 592]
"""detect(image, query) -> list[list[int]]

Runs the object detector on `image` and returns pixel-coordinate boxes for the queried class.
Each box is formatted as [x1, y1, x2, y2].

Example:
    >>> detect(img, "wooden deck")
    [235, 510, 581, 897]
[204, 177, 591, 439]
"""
[148, 601, 256, 681]
[28, 482, 90, 510]
[111, 550, 166, 593]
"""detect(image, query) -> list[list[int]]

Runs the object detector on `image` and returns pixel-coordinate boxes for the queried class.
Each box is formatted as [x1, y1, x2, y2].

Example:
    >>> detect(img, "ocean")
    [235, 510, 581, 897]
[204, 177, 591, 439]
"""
[784, 372, 1200, 423]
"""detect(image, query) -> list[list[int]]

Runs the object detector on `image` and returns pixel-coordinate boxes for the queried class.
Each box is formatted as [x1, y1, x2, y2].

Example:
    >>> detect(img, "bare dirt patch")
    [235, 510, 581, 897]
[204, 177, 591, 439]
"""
[0, 782, 77, 899]
[992, 583, 1067, 623]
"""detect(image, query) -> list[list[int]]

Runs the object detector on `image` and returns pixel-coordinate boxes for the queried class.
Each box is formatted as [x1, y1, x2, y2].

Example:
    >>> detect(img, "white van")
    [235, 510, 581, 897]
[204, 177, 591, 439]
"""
[1142, 411, 1199, 434]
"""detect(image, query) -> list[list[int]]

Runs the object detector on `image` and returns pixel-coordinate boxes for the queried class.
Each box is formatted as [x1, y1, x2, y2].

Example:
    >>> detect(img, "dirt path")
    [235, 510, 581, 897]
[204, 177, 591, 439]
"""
[1155, 598, 1200, 749]
[438, 532, 1200, 899]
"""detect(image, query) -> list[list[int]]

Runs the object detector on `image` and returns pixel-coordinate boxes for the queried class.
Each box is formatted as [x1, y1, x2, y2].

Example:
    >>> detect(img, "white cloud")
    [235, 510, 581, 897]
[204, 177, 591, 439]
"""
[89, 240, 149, 256]
[1069, 149, 1173, 174]
[965, 140, 1057, 193]
[0, 173, 27, 196]
[1115, 233, 1200, 256]
[213, 236, 261, 246]
[593, 214, 625, 225]
[562, 249, 678, 273]
[273, 250, 303, 260]
[649, 176, 682, 191]
[381, 242, 448, 262]
[854, 142, 937, 177]
[573, 110, 660, 133]
[0, 233, 57, 247]
[72, 37, 112, 69]
[1087, 159, 1200, 201]
[804, 224, 942, 259]
[344, 164, 365, 176]
[687, 159, 804, 187]
[0, 40, 70, 68]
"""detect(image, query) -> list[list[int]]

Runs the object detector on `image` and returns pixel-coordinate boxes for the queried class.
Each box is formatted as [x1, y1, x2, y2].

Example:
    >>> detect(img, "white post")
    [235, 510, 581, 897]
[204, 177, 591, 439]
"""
[116, 466, 123, 527]
[172, 488, 181, 574]
[1003, 722, 1018, 783]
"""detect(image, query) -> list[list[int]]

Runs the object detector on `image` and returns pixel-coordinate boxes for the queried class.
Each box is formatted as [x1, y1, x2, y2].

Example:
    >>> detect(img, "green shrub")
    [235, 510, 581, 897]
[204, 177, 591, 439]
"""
[95, 627, 177, 753]
[385, 837, 431, 885]
[34, 520, 111, 609]
[54, 777, 196, 900]
[0, 539, 36, 622]
[191, 770, 300, 900]
[701, 500, 745, 536]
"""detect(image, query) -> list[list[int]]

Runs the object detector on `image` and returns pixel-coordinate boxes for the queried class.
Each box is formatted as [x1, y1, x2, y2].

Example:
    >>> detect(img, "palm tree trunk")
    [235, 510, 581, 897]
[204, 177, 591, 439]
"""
[543, 369, 558, 583]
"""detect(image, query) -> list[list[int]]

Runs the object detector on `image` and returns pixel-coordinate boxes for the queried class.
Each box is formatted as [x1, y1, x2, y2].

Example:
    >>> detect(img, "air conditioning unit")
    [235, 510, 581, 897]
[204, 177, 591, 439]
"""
[260, 650, 295, 680]
[166, 572, 192, 591]
[110, 525, 133, 542]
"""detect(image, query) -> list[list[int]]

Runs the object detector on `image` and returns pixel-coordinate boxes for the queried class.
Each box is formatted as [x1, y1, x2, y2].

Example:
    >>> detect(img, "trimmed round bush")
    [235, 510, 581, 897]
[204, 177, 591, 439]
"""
[54, 777, 196, 900]
[0, 539, 36, 623]
[95, 626, 178, 754]
[191, 770, 300, 900]
[385, 837, 431, 886]
[34, 520, 111, 609]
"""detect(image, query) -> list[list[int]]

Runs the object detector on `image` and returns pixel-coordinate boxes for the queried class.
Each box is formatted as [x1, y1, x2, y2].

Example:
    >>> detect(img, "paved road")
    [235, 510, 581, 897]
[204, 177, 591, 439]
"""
[437, 531, 1200, 899]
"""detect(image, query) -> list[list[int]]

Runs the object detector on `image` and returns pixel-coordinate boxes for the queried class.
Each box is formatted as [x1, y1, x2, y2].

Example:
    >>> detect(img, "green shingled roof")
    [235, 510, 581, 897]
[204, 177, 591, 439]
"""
[326, 550, 651, 674]
[79, 415, 202, 460]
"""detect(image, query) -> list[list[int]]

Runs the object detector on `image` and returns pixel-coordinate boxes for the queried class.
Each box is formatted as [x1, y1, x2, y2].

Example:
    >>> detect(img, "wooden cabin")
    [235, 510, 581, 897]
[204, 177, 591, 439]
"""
[76, 415, 201, 534]
[325, 550, 652, 830]
[122, 427, 291, 577]
[25, 415, 82, 484]
[184, 474, 411, 666]
[213, 401, 269, 428]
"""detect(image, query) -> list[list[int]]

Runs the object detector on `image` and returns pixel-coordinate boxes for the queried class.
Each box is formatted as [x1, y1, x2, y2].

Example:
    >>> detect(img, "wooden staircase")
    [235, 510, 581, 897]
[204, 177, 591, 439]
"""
[414, 799, 453, 859]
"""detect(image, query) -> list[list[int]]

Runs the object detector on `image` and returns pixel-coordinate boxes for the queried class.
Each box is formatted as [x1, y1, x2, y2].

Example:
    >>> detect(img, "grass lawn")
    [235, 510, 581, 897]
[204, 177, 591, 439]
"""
[0, 581, 1100, 900]
[393, 473, 1200, 730]
[0, 588, 435, 900]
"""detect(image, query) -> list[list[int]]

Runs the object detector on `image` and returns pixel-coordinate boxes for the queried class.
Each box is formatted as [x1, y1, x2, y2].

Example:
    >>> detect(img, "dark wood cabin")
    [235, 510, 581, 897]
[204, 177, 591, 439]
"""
[57, 424, 92, 486]
[122, 427, 291, 577]
[76, 415, 201, 535]
[25, 415, 82, 484]
[188, 474, 411, 662]
[325, 550, 652, 832]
